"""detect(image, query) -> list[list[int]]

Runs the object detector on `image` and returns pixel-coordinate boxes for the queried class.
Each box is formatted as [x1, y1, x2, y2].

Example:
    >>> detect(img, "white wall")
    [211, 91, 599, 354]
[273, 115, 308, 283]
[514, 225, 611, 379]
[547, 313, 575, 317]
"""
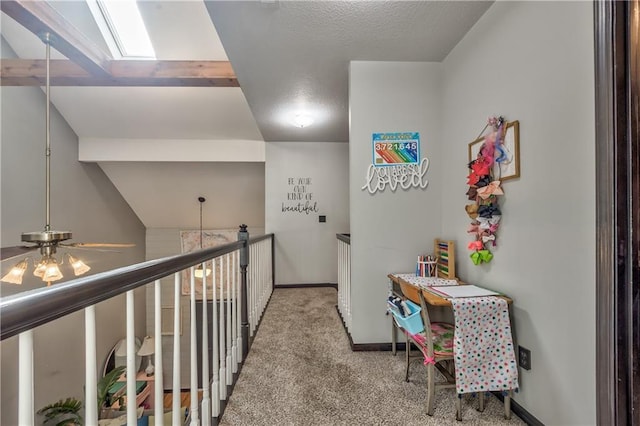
[349, 62, 443, 343]
[0, 41, 146, 424]
[265, 142, 349, 285]
[440, 2, 595, 424]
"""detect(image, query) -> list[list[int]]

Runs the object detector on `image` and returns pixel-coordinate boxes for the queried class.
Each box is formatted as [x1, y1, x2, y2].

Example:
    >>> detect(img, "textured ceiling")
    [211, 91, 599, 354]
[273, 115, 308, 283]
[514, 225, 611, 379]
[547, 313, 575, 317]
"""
[206, 1, 493, 142]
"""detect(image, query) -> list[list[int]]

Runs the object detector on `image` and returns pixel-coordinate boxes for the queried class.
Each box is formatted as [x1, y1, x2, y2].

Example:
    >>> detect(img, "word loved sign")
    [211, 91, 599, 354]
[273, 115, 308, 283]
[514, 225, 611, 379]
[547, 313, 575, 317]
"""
[361, 158, 430, 194]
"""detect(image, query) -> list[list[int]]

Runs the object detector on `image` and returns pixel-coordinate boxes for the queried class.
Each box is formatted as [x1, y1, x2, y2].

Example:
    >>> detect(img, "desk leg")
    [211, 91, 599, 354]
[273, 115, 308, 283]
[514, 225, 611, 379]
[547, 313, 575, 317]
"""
[391, 317, 397, 355]
[505, 389, 512, 419]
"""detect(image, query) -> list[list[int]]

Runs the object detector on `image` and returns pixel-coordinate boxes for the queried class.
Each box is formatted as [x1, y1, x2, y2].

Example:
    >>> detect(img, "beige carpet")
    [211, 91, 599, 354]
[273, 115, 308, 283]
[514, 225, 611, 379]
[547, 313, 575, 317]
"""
[219, 287, 526, 426]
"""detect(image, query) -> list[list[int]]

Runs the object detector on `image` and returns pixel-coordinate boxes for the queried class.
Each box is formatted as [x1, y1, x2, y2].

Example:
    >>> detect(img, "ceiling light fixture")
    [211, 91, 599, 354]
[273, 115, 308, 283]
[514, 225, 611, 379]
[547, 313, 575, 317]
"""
[194, 196, 212, 279]
[0, 33, 92, 286]
[292, 114, 314, 128]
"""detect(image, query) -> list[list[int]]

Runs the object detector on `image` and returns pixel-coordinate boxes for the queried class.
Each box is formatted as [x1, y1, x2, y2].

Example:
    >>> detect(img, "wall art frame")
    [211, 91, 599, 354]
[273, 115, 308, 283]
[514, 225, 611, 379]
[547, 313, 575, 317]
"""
[468, 120, 520, 181]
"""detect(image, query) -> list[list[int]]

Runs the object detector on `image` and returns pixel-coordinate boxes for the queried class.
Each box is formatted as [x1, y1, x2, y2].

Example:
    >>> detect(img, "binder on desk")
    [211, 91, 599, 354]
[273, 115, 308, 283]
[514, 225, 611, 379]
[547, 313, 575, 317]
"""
[429, 284, 500, 298]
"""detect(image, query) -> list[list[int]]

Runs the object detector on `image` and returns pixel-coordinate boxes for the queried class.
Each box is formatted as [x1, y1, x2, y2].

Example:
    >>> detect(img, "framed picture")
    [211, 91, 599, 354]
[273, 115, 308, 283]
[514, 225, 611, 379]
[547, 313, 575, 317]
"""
[467, 120, 520, 181]
[161, 306, 182, 335]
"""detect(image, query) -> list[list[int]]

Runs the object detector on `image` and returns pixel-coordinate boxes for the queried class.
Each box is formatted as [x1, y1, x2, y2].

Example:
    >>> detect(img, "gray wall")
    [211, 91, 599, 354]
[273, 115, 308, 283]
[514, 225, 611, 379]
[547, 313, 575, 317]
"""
[265, 142, 349, 285]
[0, 77, 146, 423]
[440, 2, 595, 424]
[349, 62, 444, 343]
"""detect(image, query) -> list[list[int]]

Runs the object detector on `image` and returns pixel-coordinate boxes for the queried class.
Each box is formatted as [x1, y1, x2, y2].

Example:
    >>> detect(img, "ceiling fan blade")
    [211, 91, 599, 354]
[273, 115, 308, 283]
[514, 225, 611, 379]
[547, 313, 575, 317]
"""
[62, 243, 135, 248]
[0, 245, 37, 261]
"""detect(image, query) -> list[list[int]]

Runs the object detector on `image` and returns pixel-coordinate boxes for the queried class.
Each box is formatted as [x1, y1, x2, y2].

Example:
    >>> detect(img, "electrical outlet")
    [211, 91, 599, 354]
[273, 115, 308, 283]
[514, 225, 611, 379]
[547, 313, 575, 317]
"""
[518, 345, 531, 370]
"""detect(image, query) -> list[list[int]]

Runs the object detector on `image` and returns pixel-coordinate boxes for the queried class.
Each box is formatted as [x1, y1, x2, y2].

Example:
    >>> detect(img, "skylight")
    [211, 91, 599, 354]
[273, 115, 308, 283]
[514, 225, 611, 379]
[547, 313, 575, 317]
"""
[88, 0, 155, 59]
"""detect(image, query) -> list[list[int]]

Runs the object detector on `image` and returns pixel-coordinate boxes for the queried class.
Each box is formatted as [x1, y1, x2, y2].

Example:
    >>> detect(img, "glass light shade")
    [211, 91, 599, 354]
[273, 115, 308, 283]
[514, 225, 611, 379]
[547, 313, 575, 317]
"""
[42, 259, 63, 282]
[194, 264, 212, 278]
[33, 261, 47, 278]
[1, 259, 28, 284]
[68, 254, 91, 276]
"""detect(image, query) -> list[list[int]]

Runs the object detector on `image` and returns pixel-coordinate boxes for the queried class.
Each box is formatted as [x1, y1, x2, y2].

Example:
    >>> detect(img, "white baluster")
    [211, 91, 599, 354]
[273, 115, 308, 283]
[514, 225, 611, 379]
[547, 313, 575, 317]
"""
[236, 250, 243, 361]
[85, 306, 98, 426]
[18, 330, 34, 426]
[126, 290, 136, 426]
[201, 262, 211, 426]
[173, 273, 182, 425]
[189, 267, 199, 425]
[231, 252, 238, 373]
[219, 255, 227, 400]
[226, 253, 232, 385]
[154, 280, 164, 425]
[211, 258, 220, 416]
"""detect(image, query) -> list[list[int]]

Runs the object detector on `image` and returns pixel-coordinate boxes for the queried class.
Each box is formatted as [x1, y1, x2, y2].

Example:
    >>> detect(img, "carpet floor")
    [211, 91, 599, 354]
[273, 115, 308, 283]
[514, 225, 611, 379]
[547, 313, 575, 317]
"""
[219, 287, 526, 426]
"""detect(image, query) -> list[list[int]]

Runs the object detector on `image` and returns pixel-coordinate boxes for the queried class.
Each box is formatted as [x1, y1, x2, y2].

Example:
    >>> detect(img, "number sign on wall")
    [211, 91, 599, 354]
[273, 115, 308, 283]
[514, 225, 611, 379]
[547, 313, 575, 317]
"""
[362, 132, 430, 194]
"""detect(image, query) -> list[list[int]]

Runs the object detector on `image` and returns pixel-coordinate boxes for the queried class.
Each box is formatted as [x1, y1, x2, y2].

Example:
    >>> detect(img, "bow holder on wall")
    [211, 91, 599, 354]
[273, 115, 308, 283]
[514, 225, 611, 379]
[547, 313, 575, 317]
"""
[465, 116, 520, 265]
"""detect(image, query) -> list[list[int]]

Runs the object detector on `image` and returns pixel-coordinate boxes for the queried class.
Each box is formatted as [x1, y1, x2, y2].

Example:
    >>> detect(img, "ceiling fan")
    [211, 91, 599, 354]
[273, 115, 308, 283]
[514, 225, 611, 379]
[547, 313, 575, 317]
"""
[1, 33, 133, 286]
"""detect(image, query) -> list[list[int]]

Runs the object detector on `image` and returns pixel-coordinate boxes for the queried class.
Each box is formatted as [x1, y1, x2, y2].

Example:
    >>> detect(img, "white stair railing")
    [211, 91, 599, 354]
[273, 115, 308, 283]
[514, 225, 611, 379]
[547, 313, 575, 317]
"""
[337, 234, 352, 333]
[4, 231, 274, 426]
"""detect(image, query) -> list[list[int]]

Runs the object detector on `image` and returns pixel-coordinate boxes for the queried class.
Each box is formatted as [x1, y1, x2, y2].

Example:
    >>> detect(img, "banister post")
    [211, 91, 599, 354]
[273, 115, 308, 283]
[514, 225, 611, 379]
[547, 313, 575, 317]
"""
[237, 224, 249, 359]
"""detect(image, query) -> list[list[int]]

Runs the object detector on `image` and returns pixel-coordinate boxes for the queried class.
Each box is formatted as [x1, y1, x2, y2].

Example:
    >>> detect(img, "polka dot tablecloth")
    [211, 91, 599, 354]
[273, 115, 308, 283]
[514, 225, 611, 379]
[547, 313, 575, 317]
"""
[450, 296, 519, 395]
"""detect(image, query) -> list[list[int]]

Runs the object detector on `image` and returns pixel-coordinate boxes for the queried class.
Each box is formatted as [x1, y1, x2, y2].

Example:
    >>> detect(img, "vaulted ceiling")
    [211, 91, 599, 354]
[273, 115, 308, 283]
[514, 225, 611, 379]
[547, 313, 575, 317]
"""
[1, 0, 493, 228]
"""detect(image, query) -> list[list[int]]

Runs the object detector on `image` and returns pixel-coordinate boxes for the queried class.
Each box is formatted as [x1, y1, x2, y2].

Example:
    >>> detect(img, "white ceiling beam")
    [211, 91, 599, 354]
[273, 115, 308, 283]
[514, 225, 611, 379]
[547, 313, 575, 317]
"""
[79, 138, 265, 163]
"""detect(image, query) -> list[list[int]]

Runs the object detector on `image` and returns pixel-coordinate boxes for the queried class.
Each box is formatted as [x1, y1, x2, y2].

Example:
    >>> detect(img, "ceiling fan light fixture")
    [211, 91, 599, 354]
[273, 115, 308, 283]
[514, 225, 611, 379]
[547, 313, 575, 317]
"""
[1, 259, 29, 284]
[68, 254, 91, 276]
[42, 259, 63, 283]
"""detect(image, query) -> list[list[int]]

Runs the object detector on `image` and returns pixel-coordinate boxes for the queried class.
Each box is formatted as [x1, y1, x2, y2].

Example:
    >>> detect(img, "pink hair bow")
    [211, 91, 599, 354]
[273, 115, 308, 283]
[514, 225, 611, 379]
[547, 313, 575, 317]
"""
[468, 240, 483, 251]
[423, 356, 436, 365]
[476, 180, 504, 199]
[467, 223, 480, 234]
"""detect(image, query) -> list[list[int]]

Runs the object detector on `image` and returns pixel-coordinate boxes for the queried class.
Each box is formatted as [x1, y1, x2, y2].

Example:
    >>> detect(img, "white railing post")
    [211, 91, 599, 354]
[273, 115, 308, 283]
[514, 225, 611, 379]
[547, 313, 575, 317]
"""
[225, 254, 232, 385]
[201, 262, 211, 426]
[219, 255, 227, 400]
[126, 290, 136, 426]
[189, 267, 199, 425]
[211, 258, 220, 417]
[85, 305, 98, 426]
[231, 253, 238, 373]
[18, 330, 34, 426]
[172, 273, 182, 425]
[154, 279, 164, 425]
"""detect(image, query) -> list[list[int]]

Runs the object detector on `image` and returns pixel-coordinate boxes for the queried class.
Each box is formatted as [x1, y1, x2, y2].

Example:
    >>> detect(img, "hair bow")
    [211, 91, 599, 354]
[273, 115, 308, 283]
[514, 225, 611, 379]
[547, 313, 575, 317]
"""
[475, 175, 492, 188]
[468, 240, 483, 251]
[466, 186, 478, 200]
[465, 204, 479, 219]
[470, 158, 491, 176]
[477, 215, 501, 229]
[470, 249, 494, 265]
[467, 223, 480, 234]
[482, 234, 496, 244]
[467, 171, 481, 186]
[477, 180, 504, 199]
[478, 204, 501, 218]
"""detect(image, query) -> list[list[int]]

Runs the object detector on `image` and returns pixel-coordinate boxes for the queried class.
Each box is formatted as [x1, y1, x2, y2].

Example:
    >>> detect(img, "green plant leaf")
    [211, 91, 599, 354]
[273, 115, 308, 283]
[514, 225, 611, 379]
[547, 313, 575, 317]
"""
[97, 365, 126, 409]
[37, 398, 82, 425]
